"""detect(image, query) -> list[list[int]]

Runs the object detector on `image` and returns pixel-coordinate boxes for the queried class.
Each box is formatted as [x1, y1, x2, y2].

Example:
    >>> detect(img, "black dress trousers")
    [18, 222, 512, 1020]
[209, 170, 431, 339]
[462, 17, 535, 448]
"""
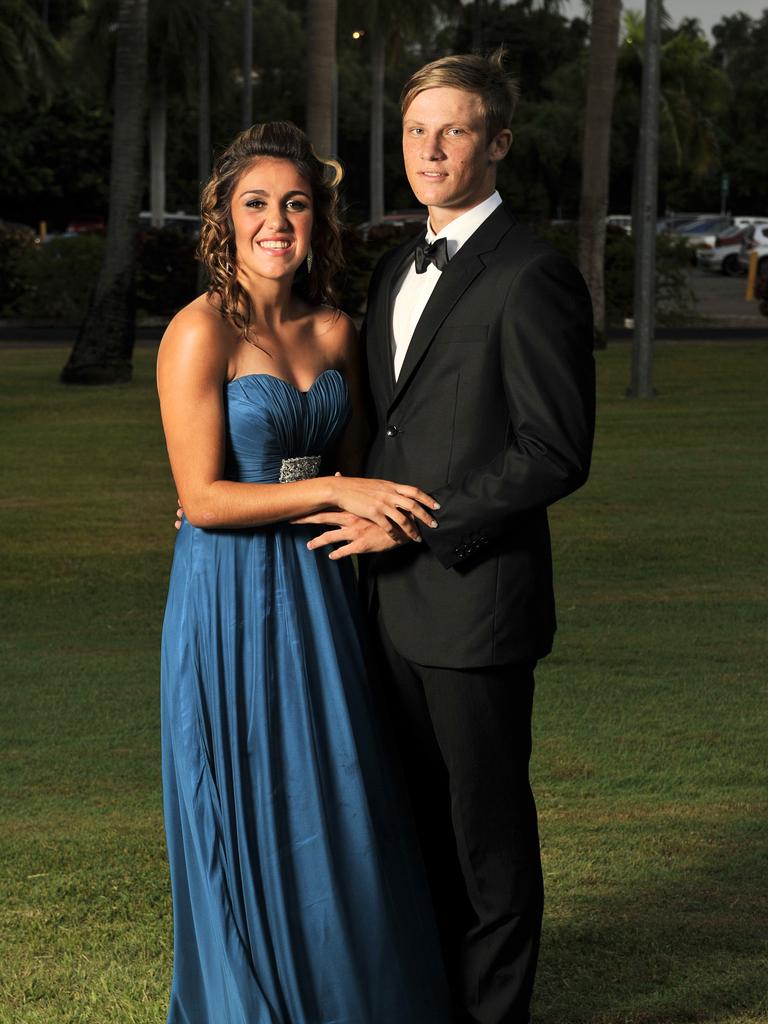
[367, 609, 543, 1024]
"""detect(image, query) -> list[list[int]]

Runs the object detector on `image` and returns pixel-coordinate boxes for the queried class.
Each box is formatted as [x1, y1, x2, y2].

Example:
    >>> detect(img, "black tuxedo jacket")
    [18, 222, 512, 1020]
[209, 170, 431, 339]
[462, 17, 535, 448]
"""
[361, 203, 595, 668]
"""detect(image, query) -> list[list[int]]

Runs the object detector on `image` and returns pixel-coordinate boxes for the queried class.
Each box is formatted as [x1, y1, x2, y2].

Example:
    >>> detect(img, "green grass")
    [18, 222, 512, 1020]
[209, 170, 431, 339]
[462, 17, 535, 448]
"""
[1, 343, 766, 1023]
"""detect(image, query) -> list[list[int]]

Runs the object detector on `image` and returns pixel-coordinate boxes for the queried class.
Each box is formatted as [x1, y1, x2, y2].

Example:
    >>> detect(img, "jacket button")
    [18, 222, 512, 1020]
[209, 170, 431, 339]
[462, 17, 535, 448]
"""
[386, 425, 399, 437]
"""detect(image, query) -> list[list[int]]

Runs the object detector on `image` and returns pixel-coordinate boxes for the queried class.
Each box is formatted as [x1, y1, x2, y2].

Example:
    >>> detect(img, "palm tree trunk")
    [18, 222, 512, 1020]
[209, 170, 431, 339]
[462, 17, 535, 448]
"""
[472, 0, 484, 52]
[369, 23, 385, 224]
[197, 0, 211, 293]
[197, 1, 211, 185]
[61, 0, 148, 384]
[149, 66, 166, 229]
[241, 0, 253, 128]
[305, 0, 337, 156]
[577, 0, 622, 348]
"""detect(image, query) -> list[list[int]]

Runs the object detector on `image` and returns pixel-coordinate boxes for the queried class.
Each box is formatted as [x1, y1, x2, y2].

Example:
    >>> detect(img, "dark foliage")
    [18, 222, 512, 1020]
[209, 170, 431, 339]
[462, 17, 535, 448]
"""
[338, 221, 424, 315]
[531, 222, 694, 324]
[2, 228, 198, 323]
[136, 228, 198, 317]
[0, 220, 37, 314]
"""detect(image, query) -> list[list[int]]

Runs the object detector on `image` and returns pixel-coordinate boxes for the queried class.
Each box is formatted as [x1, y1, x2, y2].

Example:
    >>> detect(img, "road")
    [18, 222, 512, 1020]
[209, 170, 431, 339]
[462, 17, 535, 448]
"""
[685, 266, 764, 326]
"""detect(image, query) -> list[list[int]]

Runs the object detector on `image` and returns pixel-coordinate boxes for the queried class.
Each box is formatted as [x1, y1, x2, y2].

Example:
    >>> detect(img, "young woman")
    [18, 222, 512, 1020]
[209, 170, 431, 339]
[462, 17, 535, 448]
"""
[156, 122, 450, 1024]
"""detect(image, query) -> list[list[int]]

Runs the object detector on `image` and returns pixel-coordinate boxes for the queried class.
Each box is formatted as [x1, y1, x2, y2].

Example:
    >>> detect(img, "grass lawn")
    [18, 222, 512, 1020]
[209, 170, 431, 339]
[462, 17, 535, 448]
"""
[1, 342, 766, 1024]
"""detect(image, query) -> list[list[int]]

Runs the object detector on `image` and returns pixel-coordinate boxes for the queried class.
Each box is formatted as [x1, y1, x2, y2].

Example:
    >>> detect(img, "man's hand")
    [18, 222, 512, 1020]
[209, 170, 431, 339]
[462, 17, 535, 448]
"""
[175, 499, 183, 530]
[292, 511, 414, 559]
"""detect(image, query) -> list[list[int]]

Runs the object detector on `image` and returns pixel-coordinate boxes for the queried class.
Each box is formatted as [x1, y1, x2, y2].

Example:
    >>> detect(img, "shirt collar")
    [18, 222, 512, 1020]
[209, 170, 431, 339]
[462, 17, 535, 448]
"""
[424, 191, 503, 257]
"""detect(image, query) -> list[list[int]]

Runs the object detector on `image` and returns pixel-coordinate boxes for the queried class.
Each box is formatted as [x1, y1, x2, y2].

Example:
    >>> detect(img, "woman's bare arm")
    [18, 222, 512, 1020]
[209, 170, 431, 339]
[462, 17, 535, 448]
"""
[157, 306, 438, 535]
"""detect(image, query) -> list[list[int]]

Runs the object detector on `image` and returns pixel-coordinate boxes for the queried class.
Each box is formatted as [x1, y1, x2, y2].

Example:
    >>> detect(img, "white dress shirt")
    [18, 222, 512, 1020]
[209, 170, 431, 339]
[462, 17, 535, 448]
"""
[391, 190, 503, 380]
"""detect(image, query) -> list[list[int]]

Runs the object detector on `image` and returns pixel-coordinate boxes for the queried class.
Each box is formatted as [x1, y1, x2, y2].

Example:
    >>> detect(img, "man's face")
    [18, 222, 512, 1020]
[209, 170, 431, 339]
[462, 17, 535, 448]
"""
[402, 86, 511, 231]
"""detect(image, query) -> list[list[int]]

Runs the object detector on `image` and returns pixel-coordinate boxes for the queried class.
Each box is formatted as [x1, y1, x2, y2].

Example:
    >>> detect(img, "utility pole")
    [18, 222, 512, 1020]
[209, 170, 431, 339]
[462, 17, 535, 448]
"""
[629, 0, 660, 399]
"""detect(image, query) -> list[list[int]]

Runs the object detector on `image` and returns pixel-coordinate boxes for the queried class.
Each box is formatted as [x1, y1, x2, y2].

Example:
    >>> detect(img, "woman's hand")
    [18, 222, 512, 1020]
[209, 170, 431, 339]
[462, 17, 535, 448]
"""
[328, 473, 439, 542]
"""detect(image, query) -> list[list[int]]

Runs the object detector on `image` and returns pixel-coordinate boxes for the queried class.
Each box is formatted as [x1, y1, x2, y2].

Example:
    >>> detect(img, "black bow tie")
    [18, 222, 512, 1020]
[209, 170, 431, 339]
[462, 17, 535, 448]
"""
[414, 237, 449, 274]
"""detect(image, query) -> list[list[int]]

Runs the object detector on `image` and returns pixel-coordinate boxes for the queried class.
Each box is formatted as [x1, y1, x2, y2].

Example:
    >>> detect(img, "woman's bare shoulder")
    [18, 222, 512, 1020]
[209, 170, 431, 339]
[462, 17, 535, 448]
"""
[158, 295, 233, 380]
[163, 294, 224, 343]
[308, 305, 358, 363]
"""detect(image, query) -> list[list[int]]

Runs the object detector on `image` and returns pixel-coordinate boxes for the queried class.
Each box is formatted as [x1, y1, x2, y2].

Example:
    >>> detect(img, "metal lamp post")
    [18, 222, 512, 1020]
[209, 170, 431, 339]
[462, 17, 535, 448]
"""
[629, 0, 661, 399]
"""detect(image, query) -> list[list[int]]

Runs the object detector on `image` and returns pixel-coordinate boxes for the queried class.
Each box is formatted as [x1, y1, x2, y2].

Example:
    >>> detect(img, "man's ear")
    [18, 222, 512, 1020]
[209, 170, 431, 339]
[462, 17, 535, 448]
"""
[488, 129, 513, 164]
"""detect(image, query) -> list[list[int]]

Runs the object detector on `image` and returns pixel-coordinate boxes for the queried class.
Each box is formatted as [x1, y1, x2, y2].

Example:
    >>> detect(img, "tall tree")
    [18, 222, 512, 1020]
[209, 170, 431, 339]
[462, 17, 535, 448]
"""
[577, 0, 622, 347]
[364, 0, 448, 221]
[147, 0, 198, 227]
[61, 0, 148, 385]
[0, 0, 61, 110]
[241, 0, 253, 128]
[711, 12, 768, 211]
[305, 0, 337, 156]
[198, 0, 211, 183]
[612, 9, 729, 215]
[149, 65, 167, 227]
[368, 2, 385, 223]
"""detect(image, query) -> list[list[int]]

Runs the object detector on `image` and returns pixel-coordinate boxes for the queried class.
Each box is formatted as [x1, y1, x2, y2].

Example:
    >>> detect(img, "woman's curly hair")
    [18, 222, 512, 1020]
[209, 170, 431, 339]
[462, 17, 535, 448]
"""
[198, 121, 344, 338]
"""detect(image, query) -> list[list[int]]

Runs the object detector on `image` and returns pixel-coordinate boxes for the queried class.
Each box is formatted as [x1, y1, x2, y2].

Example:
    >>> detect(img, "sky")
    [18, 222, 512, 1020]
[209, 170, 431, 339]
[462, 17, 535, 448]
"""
[561, 0, 768, 37]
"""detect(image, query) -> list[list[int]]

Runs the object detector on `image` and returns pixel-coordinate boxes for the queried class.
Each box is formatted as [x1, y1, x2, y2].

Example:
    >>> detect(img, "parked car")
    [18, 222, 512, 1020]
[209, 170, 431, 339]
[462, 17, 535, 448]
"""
[669, 215, 735, 251]
[737, 223, 768, 274]
[357, 209, 427, 240]
[64, 219, 105, 235]
[732, 215, 768, 228]
[607, 214, 632, 234]
[138, 210, 201, 236]
[696, 225, 752, 276]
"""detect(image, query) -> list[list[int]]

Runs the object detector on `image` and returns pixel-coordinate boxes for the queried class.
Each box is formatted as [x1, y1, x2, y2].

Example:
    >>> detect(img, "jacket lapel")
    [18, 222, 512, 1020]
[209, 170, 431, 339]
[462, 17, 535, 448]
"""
[389, 204, 516, 409]
[367, 233, 424, 402]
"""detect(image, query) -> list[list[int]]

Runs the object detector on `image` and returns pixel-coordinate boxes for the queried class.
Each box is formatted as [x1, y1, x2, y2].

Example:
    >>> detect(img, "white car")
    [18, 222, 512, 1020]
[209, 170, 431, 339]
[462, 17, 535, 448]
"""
[738, 223, 768, 275]
[671, 215, 735, 250]
[607, 214, 632, 234]
[696, 225, 752, 276]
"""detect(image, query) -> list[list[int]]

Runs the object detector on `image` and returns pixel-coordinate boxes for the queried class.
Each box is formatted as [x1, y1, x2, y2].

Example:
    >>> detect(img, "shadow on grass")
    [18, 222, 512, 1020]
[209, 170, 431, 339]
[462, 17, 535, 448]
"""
[536, 813, 768, 1023]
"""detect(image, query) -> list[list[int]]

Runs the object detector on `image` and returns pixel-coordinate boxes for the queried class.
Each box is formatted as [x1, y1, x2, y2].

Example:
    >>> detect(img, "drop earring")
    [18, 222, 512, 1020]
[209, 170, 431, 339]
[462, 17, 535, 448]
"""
[306, 246, 314, 273]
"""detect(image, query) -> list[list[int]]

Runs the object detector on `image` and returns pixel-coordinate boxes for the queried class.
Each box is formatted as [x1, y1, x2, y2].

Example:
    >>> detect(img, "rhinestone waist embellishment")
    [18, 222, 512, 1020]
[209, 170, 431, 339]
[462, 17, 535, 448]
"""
[279, 455, 322, 483]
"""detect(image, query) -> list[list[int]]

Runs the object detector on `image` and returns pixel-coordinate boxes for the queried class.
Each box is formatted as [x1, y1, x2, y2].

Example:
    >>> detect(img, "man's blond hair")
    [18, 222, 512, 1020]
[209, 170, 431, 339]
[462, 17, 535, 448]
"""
[400, 47, 519, 142]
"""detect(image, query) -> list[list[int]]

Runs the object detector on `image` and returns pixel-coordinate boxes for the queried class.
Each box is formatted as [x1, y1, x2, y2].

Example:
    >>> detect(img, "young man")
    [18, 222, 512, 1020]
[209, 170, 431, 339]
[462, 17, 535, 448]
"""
[308, 51, 595, 1024]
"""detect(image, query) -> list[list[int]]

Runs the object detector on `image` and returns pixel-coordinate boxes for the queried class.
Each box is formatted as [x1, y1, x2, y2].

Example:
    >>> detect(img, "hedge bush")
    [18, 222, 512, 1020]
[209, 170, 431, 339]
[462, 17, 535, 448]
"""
[525, 222, 694, 325]
[339, 220, 693, 325]
[1, 229, 199, 324]
[10, 234, 105, 322]
[0, 221, 38, 314]
[2, 220, 695, 327]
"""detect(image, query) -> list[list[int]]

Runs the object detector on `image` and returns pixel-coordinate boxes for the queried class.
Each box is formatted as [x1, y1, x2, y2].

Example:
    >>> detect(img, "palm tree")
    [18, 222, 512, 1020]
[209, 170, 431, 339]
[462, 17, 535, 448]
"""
[0, 0, 60, 111]
[363, 0, 447, 222]
[70, 0, 198, 230]
[147, 0, 198, 227]
[305, 0, 338, 157]
[577, 0, 622, 348]
[241, 0, 253, 128]
[61, 0, 148, 385]
[616, 10, 730, 212]
[368, 1, 385, 223]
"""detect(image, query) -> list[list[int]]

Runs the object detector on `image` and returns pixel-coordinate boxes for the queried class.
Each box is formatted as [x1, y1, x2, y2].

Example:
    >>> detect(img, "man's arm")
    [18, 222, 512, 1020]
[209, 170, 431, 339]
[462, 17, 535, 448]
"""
[304, 250, 594, 562]
[420, 250, 595, 569]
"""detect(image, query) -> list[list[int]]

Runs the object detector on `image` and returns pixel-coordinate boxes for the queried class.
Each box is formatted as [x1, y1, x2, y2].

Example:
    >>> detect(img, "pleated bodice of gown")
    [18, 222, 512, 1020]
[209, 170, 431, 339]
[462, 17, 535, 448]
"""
[160, 369, 450, 1024]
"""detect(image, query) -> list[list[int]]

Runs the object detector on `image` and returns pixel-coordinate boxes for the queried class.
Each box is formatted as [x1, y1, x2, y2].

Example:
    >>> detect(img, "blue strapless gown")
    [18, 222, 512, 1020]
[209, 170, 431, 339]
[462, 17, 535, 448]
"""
[161, 370, 450, 1024]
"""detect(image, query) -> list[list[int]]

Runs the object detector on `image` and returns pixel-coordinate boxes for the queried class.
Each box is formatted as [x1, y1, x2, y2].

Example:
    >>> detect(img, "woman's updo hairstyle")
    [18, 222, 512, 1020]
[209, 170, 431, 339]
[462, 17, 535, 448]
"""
[198, 121, 344, 338]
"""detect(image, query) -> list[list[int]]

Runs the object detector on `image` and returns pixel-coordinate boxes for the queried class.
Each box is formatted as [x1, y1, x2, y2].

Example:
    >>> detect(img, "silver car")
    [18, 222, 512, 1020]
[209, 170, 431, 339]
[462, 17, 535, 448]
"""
[737, 223, 768, 274]
[696, 225, 749, 276]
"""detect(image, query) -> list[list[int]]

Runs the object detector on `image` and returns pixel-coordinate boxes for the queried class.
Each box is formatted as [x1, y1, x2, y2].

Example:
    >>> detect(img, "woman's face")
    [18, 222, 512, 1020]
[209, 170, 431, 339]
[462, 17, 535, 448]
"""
[230, 157, 314, 286]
